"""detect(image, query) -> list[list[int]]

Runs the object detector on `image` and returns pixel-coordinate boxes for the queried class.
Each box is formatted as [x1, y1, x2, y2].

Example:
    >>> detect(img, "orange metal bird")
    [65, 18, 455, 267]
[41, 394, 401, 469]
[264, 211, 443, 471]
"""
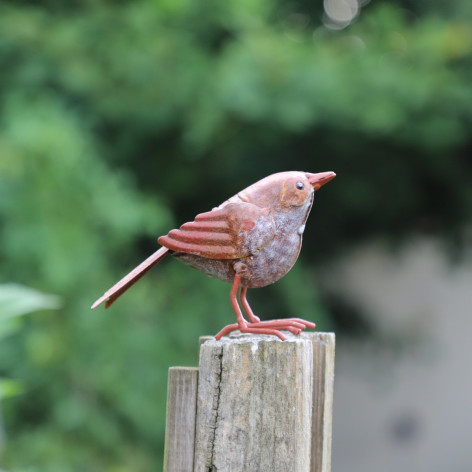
[92, 171, 335, 340]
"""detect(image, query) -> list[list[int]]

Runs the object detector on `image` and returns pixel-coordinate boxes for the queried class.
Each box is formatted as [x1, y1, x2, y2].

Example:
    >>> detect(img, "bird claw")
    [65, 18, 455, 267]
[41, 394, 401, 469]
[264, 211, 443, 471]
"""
[214, 318, 315, 341]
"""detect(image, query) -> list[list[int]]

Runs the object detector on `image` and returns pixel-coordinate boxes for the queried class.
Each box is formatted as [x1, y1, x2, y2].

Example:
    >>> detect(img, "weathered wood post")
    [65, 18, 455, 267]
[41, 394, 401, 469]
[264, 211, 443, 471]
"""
[310, 332, 335, 472]
[163, 367, 199, 472]
[163, 332, 335, 472]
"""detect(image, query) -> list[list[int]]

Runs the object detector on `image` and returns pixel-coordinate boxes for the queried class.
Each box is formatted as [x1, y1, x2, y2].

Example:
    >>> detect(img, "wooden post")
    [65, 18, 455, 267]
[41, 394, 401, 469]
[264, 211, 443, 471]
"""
[194, 334, 313, 472]
[163, 367, 199, 472]
[309, 332, 335, 472]
[163, 332, 335, 472]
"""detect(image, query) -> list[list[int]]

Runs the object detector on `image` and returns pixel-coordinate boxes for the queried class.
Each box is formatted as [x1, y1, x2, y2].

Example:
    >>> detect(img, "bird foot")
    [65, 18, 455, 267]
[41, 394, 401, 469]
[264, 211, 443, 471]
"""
[214, 318, 315, 341]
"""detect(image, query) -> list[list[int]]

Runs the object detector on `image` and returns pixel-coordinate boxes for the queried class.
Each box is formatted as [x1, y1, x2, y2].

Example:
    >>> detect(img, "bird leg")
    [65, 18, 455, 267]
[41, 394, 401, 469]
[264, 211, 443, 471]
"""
[214, 275, 315, 341]
[239, 287, 260, 323]
[214, 274, 288, 341]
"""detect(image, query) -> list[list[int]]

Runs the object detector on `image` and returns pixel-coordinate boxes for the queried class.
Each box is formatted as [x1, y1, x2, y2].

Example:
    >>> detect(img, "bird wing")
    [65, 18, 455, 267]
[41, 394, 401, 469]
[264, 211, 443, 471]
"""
[158, 202, 275, 259]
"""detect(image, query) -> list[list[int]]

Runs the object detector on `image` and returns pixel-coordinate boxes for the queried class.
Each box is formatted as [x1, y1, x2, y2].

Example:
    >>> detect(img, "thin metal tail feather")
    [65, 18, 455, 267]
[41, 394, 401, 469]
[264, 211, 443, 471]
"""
[91, 246, 169, 309]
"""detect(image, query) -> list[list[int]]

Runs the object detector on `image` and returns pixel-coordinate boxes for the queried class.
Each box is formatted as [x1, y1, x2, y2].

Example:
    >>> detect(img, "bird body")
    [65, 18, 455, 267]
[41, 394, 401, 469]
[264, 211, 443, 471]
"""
[92, 170, 335, 340]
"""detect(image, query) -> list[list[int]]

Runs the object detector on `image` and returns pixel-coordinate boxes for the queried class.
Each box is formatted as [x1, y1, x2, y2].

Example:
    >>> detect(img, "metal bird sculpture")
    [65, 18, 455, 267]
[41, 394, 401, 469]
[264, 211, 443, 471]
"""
[92, 171, 336, 340]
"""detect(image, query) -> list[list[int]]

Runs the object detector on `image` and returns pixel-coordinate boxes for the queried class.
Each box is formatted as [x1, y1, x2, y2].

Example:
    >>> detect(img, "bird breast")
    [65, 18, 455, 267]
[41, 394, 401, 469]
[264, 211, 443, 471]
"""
[239, 205, 308, 287]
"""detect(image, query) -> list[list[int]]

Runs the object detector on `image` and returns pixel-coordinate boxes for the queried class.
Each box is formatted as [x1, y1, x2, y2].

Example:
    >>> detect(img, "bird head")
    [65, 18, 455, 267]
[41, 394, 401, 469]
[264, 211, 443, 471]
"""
[279, 171, 336, 208]
[235, 171, 335, 212]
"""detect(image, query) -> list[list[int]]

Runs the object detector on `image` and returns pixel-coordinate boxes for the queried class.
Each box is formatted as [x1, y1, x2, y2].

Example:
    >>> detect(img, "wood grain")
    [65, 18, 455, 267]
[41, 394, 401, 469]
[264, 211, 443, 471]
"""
[163, 366, 199, 472]
[305, 332, 335, 472]
[193, 334, 314, 472]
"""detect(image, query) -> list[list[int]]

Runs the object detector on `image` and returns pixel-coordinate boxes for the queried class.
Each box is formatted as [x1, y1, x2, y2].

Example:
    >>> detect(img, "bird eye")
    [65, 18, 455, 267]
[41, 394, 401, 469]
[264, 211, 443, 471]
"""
[296, 182, 304, 190]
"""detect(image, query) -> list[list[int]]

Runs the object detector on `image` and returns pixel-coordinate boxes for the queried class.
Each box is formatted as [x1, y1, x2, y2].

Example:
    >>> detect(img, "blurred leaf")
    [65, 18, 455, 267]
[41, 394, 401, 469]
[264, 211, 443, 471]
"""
[0, 379, 24, 400]
[0, 284, 61, 322]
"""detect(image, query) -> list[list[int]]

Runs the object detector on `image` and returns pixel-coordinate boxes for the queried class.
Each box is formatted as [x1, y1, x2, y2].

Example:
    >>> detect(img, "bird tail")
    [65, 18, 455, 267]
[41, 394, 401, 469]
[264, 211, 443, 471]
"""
[91, 246, 170, 309]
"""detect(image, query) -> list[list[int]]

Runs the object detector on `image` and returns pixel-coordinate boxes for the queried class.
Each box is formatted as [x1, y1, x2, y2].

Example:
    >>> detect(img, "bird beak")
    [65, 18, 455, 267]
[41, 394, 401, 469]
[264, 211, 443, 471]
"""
[306, 171, 336, 190]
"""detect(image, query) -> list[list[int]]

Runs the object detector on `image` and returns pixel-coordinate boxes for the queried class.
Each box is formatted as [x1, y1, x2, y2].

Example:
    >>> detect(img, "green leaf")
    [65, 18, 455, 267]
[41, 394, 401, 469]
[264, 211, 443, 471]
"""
[0, 378, 24, 399]
[0, 284, 61, 321]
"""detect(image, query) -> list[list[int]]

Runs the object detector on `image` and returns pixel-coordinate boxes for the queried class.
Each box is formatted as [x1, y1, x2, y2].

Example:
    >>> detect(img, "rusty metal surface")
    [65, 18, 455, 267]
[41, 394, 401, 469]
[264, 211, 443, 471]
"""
[92, 170, 335, 340]
[160, 171, 335, 288]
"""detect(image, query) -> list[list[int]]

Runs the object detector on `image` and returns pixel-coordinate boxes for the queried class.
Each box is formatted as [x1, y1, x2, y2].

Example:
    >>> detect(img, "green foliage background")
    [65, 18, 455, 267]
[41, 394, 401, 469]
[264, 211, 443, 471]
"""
[0, 0, 471, 469]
